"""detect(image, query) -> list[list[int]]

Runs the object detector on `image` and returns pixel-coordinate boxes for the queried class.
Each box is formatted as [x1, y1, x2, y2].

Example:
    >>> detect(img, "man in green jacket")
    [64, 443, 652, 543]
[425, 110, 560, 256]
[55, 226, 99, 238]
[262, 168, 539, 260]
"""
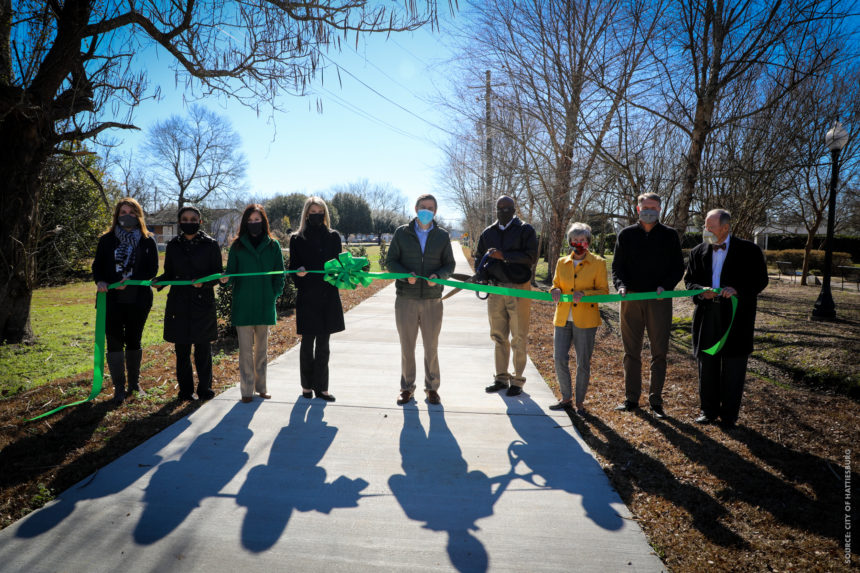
[386, 194, 456, 405]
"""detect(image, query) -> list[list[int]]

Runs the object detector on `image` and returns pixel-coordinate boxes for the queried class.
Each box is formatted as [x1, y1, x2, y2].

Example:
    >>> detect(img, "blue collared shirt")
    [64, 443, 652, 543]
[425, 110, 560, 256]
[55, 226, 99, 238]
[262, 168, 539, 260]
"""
[414, 221, 434, 254]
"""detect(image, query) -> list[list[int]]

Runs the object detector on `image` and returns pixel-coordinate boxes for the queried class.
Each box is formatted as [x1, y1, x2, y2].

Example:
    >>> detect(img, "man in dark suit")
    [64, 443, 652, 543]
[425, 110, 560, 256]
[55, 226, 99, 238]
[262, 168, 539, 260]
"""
[684, 209, 769, 428]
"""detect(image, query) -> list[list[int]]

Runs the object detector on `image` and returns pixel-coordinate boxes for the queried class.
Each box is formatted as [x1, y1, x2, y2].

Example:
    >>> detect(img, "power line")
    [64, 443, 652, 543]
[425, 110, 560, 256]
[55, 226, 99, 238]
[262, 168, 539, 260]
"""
[319, 53, 457, 138]
[314, 84, 429, 144]
[391, 37, 431, 68]
[346, 44, 428, 103]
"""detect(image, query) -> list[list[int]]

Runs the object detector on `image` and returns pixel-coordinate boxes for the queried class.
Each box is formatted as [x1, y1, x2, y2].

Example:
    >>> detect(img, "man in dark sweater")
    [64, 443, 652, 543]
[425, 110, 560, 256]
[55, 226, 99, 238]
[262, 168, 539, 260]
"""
[611, 193, 684, 418]
[474, 196, 539, 396]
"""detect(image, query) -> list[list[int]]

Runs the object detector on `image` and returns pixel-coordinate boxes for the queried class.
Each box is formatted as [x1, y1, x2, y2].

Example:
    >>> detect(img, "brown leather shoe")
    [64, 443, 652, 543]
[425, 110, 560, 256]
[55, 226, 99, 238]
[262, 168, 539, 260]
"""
[396, 390, 413, 405]
[257, 392, 271, 399]
[241, 396, 253, 403]
[427, 390, 441, 405]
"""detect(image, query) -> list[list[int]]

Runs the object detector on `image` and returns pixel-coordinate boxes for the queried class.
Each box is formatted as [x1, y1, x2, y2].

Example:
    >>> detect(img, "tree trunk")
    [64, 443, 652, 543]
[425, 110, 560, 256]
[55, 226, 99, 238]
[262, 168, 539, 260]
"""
[673, 90, 716, 237]
[0, 110, 50, 343]
[800, 214, 823, 286]
[546, 153, 573, 284]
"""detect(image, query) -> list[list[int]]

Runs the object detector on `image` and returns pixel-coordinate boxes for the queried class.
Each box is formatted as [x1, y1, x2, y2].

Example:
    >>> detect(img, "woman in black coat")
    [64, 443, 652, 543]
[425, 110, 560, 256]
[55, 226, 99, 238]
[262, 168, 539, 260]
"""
[153, 206, 223, 401]
[288, 196, 345, 401]
[92, 198, 159, 404]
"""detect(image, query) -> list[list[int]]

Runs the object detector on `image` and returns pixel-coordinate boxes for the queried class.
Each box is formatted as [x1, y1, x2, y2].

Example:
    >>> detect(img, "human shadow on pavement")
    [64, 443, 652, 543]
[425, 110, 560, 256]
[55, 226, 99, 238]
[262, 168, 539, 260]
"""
[236, 399, 369, 552]
[502, 392, 623, 531]
[133, 401, 260, 544]
[389, 404, 513, 573]
[13, 402, 192, 540]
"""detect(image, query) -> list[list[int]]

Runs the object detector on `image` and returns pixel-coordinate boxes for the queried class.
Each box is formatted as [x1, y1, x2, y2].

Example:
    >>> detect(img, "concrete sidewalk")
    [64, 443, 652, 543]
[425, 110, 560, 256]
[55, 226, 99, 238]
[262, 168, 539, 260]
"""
[0, 242, 664, 572]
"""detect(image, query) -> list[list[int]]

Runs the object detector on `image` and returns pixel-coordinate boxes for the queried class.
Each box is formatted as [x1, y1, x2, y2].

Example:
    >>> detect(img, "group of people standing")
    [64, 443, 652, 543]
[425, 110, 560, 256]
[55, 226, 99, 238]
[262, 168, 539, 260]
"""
[94, 190, 768, 427]
[471, 192, 767, 428]
[92, 196, 344, 406]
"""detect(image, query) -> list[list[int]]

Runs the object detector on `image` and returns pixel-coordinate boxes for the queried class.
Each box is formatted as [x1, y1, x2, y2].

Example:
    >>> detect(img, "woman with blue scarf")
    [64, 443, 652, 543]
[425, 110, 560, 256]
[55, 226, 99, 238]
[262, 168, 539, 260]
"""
[92, 198, 159, 404]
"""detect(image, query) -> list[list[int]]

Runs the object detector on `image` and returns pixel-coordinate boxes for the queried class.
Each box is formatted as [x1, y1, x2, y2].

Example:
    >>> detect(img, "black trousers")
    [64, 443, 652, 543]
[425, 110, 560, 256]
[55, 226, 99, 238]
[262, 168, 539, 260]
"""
[175, 342, 212, 398]
[299, 333, 330, 393]
[697, 352, 749, 425]
[105, 302, 151, 353]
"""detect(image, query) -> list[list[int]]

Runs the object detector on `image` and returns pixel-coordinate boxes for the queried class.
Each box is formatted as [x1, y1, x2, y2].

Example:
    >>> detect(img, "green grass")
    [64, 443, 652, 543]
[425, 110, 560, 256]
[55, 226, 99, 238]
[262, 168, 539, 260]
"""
[346, 245, 384, 272]
[0, 281, 167, 395]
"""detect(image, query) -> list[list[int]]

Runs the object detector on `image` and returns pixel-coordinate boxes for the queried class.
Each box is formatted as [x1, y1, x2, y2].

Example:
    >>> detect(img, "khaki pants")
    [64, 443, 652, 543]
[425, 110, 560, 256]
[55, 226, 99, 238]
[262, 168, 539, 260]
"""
[487, 282, 532, 387]
[395, 297, 443, 394]
[237, 325, 269, 398]
[619, 298, 672, 407]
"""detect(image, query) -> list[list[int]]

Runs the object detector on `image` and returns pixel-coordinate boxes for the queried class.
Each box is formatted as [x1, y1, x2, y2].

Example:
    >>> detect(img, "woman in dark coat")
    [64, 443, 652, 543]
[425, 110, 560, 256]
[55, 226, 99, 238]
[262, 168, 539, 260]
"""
[153, 206, 223, 401]
[92, 197, 159, 404]
[288, 196, 345, 401]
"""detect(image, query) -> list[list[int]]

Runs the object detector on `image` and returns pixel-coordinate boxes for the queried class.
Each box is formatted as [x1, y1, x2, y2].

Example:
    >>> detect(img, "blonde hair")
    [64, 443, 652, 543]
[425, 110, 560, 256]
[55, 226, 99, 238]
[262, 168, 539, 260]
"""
[297, 196, 332, 238]
[106, 197, 151, 237]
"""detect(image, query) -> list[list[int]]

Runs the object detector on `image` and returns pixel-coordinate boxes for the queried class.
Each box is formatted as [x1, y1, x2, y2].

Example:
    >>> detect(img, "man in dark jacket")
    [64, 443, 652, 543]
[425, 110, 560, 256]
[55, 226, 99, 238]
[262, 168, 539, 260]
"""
[611, 193, 684, 418]
[386, 194, 456, 406]
[475, 196, 538, 396]
[685, 209, 768, 428]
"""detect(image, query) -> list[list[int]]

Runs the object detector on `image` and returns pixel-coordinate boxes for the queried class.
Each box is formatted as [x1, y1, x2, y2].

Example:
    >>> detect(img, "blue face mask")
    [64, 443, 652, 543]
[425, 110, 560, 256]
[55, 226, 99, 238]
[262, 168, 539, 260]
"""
[416, 209, 435, 225]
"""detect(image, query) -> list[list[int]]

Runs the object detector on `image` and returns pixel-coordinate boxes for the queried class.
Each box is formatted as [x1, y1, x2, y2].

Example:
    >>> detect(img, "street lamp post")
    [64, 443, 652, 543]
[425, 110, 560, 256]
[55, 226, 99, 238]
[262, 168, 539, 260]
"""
[811, 120, 849, 320]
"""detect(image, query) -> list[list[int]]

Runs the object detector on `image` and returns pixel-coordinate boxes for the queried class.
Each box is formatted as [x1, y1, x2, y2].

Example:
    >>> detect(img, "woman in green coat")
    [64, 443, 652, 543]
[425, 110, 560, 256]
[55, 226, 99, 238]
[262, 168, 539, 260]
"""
[221, 204, 285, 403]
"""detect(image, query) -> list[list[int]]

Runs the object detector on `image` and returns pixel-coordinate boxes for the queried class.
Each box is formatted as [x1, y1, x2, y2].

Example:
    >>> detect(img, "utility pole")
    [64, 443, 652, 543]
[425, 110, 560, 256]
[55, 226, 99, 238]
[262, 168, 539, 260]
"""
[485, 70, 493, 227]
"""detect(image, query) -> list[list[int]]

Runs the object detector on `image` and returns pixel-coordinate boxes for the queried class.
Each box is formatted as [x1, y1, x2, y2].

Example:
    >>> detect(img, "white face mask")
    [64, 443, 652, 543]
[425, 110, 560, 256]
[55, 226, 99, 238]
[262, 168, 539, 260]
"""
[702, 229, 718, 244]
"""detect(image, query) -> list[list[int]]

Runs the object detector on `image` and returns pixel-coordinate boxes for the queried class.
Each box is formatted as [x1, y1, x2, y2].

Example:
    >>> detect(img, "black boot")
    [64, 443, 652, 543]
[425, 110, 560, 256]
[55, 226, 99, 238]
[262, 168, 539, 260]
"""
[107, 351, 126, 404]
[194, 343, 215, 400]
[126, 348, 143, 394]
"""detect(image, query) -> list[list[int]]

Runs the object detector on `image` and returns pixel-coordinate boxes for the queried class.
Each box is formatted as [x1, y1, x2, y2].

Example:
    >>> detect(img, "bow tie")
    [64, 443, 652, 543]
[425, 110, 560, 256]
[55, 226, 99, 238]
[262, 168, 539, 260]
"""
[712, 243, 726, 251]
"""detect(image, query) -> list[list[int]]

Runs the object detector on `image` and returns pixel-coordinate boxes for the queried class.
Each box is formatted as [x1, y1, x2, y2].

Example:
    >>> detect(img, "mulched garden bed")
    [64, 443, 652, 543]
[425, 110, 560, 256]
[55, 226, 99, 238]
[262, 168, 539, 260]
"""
[527, 280, 858, 572]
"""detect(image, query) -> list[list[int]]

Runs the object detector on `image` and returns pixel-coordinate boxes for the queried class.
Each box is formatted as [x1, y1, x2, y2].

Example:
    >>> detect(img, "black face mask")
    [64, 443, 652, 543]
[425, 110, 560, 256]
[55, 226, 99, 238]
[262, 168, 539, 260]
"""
[247, 221, 263, 236]
[497, 207, 515, 226]
[180, 222, 200, 236]
[307, 213, 325, 227]
[118, 214, 139, 230]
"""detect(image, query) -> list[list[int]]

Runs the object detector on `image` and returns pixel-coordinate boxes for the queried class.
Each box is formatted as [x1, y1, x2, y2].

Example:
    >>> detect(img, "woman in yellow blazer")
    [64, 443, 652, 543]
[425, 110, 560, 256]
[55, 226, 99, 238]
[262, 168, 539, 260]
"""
[549, 223, 609, 413]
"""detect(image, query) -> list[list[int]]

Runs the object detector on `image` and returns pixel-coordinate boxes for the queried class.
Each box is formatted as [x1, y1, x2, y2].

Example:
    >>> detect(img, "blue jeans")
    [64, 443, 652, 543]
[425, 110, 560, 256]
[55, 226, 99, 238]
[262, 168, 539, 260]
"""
[554, 322, 597, 404]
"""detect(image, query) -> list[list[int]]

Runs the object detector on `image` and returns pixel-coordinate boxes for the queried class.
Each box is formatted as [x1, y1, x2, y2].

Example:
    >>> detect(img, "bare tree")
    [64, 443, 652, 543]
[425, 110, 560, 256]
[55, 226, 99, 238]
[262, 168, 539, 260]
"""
[639, 0, 851, 237]
[694, 76, 799, 240]
[112, 149, 163, 213]
[0, 0, 446, 343]
[443, 0, 661, 279]
[330, 179, 410, 234]
[437, 72, 539, 243]
[147, 105, 247, 208]
[438, 128, 494, 243]
[773, 60, 860, 284]
[333, 178, 407, 216]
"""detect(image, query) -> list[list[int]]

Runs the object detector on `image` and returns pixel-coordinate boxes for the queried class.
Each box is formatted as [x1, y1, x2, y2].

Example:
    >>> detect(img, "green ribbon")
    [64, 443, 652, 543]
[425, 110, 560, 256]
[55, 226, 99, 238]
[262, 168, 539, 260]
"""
[323, 252, 373, 289]
[29, 252, 734, 420]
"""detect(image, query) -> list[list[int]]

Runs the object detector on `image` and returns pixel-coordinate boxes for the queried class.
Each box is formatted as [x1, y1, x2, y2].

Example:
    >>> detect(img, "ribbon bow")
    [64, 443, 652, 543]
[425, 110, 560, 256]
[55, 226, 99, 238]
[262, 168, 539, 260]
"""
[323, 251, 372, 290]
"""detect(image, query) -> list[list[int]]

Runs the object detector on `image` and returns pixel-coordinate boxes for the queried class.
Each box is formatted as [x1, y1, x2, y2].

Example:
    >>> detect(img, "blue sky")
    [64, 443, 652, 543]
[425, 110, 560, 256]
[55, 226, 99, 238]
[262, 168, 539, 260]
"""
[110, 13, 463, 221]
